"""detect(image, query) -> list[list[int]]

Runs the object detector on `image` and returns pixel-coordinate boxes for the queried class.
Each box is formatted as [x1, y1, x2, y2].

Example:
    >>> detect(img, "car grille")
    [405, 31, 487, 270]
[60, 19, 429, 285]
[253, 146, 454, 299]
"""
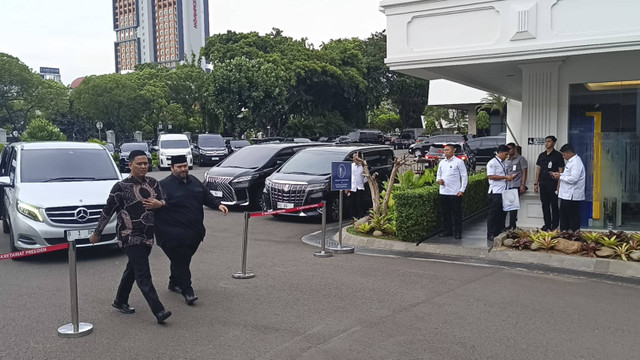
[268, 183, 308, 208]
[45, 205, 104, 225]
[206, 176, 235, 202]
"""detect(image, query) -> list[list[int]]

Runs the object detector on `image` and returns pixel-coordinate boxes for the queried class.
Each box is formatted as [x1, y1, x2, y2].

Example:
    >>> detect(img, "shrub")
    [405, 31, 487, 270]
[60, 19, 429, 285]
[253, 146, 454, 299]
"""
[151, 152, 158, 168]
[21, 117, 66, 142]
[394, 172, 488, 242]
[87, 138, 106, 145]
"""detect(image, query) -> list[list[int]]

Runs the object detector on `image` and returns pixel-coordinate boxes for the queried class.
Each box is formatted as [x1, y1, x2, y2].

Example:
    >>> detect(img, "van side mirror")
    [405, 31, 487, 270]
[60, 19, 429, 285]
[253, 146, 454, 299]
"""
[0, 176, 12, 187]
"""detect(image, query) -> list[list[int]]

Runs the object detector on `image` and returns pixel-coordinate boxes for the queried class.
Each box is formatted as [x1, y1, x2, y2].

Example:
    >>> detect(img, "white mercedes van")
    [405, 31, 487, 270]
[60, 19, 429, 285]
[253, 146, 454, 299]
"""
[157, 133, 193, 170]
[0, 142, 120, 252]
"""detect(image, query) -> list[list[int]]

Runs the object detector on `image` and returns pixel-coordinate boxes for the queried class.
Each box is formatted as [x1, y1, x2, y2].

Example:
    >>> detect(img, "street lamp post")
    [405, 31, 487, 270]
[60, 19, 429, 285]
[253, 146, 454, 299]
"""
[267, 126, 271, 138]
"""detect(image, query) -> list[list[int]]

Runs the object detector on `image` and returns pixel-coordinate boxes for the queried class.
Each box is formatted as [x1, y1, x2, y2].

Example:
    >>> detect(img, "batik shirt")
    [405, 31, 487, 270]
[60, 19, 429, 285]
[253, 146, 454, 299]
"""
[94, 176, 164, 247]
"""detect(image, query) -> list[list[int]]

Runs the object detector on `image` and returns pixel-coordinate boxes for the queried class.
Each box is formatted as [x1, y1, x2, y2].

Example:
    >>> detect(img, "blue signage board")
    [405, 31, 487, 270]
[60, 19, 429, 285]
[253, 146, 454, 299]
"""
[39, 67, 60, 75]
[331, 161, 352, 191]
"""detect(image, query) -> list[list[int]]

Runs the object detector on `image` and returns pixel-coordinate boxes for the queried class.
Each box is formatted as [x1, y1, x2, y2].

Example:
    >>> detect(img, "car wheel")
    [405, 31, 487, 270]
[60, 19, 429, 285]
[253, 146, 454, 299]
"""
[252, 187, 266, 211]
[2, 217, 8, 234]
[326, 196, 341, 222]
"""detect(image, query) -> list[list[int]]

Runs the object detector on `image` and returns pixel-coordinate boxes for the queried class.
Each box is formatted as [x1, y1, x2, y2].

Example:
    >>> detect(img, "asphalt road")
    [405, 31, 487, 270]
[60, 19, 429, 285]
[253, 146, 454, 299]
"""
[0, 161, 637, 359]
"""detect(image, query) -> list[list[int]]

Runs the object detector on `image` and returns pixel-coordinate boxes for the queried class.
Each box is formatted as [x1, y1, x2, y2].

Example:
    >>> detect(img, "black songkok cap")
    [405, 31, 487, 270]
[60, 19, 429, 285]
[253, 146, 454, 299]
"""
[171, 155, 188, 166]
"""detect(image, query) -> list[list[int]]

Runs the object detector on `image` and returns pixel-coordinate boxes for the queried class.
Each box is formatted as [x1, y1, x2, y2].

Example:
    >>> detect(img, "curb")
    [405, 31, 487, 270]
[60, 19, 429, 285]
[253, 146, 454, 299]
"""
[337, 227, 640, 281]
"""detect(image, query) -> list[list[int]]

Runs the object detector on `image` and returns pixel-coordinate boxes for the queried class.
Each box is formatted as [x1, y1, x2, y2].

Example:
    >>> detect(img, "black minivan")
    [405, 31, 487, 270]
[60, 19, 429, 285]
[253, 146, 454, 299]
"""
[262, 144, 394, 222]
[192, 134, 229, 166]
[203, 143, 323, 209]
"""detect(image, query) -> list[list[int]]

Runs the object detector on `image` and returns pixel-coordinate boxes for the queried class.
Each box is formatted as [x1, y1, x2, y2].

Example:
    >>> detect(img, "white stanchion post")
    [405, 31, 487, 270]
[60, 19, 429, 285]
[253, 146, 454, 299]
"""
[233, 211, 256, 279]
[314, 201, 333, 258]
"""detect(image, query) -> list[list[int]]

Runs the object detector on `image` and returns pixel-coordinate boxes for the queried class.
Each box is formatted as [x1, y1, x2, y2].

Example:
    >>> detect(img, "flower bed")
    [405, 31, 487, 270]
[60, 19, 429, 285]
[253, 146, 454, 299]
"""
[499, 229, 640, 262]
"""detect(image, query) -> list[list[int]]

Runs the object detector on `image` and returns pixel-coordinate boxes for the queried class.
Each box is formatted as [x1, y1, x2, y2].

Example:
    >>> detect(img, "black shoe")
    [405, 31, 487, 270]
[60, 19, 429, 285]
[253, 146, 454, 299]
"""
[439, 232, 453, 237]
[541, 226, 549, 231]
[168, 284, 183, 294]
[183, 293, 198, 305]
[454, 234, 462, 239]
[155, 310, 172, 324]
[112, 301, 135, 314]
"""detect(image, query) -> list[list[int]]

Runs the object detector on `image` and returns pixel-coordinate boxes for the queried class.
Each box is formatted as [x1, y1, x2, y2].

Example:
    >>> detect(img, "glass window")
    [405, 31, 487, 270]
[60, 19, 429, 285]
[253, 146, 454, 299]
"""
[219, 146, 280, 169]
[20, 149, 119, 183]
[279, 149, 347, 176]
[569, 81, 640, 230]
[120, 143, 149, 152]
[160, 139, 189, 149]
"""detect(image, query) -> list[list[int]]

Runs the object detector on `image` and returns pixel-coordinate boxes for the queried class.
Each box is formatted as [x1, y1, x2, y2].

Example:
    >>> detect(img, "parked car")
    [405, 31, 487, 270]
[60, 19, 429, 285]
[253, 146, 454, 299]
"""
[284, 138, 312, 143]
[0, 142, 121, 252]
[333, 136, 352, 144]
[408, 134, 469, 157]
[204, 143, 323, 209]
[347, 129, 384, 144]
[192, 134, 228, 166]
[466, 135, 507, 164]
[422, 142, 476, 173]
[104, 143, 115, 156]
[228, 140, 251, 152]
[394, 128, 425, 149]
[157, 133, 193, 170]
[262, 144, 394, 222]
[118, 142, 153, 172]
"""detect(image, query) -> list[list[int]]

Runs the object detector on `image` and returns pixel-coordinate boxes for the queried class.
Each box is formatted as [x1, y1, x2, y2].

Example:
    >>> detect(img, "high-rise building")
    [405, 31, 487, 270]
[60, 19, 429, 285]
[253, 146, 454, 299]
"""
[39, 67, 62, 82]
[112, 0, 210, 73]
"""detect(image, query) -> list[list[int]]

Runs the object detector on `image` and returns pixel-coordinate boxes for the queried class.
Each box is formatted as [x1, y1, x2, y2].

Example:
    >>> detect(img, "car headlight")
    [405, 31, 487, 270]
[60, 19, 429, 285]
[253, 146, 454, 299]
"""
[232, 175, 256, 183]
[159, 151, 166, 157]
[199, 149, 207, 154]
[306, 183, 326, 191]
[17, 200, 43, 222]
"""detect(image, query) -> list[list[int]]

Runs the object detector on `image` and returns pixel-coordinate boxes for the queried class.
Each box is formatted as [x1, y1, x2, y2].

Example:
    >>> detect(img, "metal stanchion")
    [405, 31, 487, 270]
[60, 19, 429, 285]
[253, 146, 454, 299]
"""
[57, 239, 93, 338]
[233, 211, 256, 279]
[328, 190, 354, 254]
[314, 201, 333, 258]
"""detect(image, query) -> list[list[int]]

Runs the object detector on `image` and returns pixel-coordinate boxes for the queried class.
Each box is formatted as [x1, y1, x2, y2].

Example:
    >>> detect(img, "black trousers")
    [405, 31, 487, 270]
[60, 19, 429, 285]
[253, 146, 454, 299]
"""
[539, 183, 559, 230]
[116, 245, 164, 314]
[160, 241, 201, 296]
[560, 199, 582, 232]
[439, 195, 462, 235]
[348, 190, 367, 219]
[487, 193, 506, 239]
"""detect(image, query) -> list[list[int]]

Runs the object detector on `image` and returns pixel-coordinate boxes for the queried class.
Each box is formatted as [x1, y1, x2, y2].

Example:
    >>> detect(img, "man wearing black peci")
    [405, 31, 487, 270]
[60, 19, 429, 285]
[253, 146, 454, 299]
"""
[534, 136, 564, 231]
[90, 150, 171, 324]
[155, 155, 228, 305]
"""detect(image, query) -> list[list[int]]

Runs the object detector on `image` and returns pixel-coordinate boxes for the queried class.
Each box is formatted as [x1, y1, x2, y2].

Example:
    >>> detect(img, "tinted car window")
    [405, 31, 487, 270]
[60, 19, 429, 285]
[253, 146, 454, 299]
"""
[279, 149, 347, 176]
[21, 149, 119, 183]
[199, 136, 225, 147]
[428, 144, 463, 154]
[230, 140, 250, 148]
[120, 143, 148, 152]
[219, 146, 280, 169]
[160, 139, 190, 149]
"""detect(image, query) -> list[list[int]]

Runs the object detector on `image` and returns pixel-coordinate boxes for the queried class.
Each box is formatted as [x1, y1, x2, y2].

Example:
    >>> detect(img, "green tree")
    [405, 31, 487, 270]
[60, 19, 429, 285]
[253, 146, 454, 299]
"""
[423, 106, 449, 131]
[368, 107, 401, 133]
[477, 111, 490, 136]
[423, 116, 437, 135]
[20, 117, 66, 141]
[476, 93, 516, 142]
[446, 109, 468, 134]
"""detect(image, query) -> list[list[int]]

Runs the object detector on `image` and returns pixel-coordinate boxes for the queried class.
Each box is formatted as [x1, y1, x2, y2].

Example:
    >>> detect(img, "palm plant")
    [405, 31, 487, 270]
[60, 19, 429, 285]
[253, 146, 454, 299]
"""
[613, 243, 632, 261]
[598, 235, 621, 249]
[581, 232, 603, 244]
[475, 93, 517, 144]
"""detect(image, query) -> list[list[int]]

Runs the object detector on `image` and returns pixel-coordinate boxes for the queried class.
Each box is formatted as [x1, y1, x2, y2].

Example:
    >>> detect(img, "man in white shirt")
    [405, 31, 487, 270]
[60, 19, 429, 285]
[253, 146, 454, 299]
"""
[345, 152, 368, 219]
[486, 145, 515, 242]
[436, 144, 468, 239]
[550, 144, 585, 232]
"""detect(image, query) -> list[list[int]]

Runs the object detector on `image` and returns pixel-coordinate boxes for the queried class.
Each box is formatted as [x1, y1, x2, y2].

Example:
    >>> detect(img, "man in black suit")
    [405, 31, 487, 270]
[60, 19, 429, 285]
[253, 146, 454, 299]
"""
[155, 155, 228, 305]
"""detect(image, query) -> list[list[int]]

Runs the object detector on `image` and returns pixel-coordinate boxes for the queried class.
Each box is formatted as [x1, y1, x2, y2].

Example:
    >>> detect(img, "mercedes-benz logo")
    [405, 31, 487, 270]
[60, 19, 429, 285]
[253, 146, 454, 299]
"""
[75, 207, 90, 222]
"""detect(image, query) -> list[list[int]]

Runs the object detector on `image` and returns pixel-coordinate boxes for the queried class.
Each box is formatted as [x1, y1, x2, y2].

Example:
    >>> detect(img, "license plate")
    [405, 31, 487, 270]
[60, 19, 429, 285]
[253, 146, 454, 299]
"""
[211, 190, 223, 197]
[277, 202, 294, 209]
[65, 229, 94, 241]
[211, 157, 219, 160]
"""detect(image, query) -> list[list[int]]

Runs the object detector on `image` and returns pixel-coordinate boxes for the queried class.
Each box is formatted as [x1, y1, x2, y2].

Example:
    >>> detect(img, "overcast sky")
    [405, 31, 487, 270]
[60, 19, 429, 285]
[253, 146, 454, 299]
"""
[0, 0, 386, 85]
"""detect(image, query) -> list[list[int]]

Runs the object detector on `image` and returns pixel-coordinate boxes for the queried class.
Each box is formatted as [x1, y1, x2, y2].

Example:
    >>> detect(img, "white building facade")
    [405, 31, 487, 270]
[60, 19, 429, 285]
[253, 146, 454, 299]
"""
[380, 0, 640, 230]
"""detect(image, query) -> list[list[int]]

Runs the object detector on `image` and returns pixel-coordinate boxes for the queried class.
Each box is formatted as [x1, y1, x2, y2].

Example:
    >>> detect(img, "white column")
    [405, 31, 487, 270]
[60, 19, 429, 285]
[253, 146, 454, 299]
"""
[515, 61, 563, 228]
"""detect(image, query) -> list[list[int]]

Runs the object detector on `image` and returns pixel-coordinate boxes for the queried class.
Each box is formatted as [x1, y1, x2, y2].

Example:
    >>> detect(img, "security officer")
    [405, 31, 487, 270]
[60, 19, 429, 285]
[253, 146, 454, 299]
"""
[155, 155, 228, 305]
[436, 143, 468, 239]
[534, 135, 564, 231]
[486, 145, 515, 243]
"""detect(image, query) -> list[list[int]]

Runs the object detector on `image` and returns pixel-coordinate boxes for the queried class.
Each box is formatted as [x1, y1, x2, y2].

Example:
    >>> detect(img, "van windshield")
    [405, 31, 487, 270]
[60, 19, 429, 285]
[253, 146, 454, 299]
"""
[120, 143, 148, 152]
[279, 149, 347, 176]
[160, 139, 189, 149]
[219, 146, 279, 169]
[21, 149, 119, 183]
[198, 136, 225, 147]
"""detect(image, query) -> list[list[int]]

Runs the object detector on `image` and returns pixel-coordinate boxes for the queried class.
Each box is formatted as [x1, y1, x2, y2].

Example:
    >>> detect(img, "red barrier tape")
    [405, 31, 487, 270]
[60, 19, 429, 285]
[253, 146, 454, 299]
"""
[0, 243, 69, 261]
[250, 202, 324, 218]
